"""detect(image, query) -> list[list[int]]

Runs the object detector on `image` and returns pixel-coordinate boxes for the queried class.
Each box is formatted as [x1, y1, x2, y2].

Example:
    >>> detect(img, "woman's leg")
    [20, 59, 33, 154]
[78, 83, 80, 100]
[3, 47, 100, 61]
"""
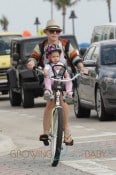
[43, 100, 55, 134]
[61, 99, 73, 145]
[61, 100, 70, 130]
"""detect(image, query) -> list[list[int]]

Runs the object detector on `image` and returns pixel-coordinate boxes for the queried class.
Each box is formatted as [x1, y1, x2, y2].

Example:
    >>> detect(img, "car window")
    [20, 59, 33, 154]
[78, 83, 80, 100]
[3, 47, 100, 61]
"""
[23, 40, 39, 57]
[38, 35, 78, 49]
[60, 35, 78, 49]
[101, 45, 116, 65]
[91, 26, 103, 42]
[109, 27, 114, 39]
[102, 26, 110, 40]
[0, 35, 21, 55]
[83, 46, 95, 60]
[91, 46, 99, 62]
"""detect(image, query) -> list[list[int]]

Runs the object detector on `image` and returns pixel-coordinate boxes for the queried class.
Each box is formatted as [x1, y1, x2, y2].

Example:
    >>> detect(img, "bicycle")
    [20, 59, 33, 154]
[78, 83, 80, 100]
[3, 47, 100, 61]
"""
[33, 65, 80, 167]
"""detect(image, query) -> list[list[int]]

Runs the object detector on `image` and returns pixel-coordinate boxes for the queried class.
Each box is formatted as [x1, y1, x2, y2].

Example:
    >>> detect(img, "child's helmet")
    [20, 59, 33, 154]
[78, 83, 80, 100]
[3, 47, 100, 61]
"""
[46, 44, 62, 56]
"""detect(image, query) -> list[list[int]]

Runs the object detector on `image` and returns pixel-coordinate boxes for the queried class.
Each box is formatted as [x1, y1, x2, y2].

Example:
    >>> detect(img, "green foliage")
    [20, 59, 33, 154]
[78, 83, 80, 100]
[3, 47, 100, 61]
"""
[44, 0, 80, 33]
[0, 15, 9, 31]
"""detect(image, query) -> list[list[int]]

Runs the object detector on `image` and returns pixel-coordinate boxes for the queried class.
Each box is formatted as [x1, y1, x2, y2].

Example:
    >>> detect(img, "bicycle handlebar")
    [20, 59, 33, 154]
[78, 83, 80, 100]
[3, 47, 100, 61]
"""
[33, 66, 80, 82]
[50, 73, 80, 82]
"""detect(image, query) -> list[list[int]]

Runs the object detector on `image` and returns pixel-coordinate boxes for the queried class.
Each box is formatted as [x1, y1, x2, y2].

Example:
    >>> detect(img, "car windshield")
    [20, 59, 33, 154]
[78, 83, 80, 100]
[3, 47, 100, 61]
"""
[0, 35, 21, 55]
[22, 39, 40, 60]
[22, 35, 78, 60]
[60, 35, 78, 49]
[101, 45, 116, 65]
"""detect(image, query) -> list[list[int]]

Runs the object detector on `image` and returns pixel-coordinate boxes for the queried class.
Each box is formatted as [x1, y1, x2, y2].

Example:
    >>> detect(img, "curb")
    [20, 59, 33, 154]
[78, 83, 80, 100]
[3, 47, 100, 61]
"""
[0, 134, 16, 156]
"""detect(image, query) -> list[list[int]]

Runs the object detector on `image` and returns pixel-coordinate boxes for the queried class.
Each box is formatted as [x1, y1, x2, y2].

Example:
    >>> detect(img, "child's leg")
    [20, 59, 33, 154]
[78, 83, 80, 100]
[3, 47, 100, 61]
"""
[65, 76, 73, 93]
[44, 77, 52, 91]
[65, 78, 73, 103]
[44, 77, 54, 100]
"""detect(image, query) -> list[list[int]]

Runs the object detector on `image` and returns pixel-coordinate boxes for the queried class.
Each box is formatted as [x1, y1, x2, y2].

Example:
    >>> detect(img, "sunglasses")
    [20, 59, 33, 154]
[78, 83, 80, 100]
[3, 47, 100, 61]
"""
[48, 30, 61, 34]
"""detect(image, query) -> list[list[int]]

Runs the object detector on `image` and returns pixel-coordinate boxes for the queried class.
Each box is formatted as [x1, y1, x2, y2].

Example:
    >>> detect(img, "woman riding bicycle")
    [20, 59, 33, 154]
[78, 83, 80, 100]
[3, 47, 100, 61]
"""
[26, 19, 88, 146]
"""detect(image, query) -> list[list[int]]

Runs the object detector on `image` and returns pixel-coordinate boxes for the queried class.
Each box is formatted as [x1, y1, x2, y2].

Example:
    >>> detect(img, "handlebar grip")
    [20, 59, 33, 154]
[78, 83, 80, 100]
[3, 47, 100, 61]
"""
[33, 66, 44, 75]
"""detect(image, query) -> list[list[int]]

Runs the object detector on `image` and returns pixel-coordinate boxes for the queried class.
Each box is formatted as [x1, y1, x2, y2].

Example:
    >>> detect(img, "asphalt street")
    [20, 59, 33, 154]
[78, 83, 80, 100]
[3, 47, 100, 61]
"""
[0, 96, 116, 175]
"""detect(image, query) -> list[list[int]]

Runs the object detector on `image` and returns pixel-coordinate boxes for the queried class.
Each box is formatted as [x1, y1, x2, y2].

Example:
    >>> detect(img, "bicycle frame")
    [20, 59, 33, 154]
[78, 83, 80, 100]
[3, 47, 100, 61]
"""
[50, 73, 64, 167]
[33, 65, 80, 167]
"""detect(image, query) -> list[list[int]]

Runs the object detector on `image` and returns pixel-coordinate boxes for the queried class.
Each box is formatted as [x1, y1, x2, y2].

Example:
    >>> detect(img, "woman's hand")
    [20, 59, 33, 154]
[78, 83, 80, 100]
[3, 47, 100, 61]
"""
[81, 67, 89, 75]
[77, 62, 89, 75]
[26, 60, 35, 70]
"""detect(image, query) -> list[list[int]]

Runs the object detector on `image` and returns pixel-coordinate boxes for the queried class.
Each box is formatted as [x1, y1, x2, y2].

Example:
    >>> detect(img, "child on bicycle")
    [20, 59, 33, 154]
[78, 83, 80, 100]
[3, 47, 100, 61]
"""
[44, 44, 73, 103]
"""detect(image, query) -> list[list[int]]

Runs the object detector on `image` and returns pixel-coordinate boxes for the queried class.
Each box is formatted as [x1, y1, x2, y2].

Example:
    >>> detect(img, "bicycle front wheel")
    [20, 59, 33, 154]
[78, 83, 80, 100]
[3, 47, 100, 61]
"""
[51, 107, 63, 167]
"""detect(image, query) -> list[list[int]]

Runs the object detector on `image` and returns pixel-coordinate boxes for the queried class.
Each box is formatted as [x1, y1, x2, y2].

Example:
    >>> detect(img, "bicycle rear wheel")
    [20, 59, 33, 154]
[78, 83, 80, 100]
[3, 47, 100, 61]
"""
[51, 107, 63, 167]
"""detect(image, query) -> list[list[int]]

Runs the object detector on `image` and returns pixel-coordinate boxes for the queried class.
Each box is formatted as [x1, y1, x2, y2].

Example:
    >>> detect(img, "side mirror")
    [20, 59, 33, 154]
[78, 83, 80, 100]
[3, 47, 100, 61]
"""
[79, 48, 87, 57]
[12, 53, 19, 61]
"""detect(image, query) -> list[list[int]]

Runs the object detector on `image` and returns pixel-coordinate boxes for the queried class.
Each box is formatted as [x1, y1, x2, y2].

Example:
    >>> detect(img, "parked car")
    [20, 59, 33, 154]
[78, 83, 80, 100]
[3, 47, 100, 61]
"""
[74, 39, 116, 121]
[91, 23, 116, 43]
[7, 34, 79, 108]
[0, 32, 22, 95]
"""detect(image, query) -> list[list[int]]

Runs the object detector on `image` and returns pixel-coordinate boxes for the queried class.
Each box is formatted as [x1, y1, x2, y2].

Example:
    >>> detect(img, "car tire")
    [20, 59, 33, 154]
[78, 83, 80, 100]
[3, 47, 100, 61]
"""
[9, 87, 21, 106]
[73, 87, 91, 118]
[73, 87, 79, 117]
[21, 86, 34, 108]
[96, 87, 109, 121]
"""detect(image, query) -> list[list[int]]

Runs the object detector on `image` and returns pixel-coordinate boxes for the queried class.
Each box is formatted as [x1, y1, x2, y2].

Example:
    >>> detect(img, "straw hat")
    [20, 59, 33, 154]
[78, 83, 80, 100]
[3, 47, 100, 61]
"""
[44, 19, 62, 32]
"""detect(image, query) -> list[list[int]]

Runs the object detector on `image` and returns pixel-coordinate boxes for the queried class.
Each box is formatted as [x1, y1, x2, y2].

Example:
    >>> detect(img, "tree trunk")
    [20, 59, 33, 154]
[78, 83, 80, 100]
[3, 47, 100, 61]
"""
[107, 0, 112, 22]
[62, 6, 66, 33]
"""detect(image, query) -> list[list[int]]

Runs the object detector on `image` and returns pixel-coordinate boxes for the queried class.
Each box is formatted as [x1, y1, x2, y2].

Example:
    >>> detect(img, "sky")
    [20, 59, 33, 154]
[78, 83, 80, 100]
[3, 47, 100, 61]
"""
[0, 0, 116, 43]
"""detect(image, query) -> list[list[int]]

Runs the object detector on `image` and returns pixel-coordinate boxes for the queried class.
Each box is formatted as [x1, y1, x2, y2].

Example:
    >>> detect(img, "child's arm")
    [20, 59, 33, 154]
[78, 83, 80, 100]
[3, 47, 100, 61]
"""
[44, 64, 50, 77]
[64, 70, 70, 78]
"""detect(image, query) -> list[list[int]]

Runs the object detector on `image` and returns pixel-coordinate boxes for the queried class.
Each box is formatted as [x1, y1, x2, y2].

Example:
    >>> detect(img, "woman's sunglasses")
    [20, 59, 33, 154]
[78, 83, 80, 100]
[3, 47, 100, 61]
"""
[48, 30, 61, 34]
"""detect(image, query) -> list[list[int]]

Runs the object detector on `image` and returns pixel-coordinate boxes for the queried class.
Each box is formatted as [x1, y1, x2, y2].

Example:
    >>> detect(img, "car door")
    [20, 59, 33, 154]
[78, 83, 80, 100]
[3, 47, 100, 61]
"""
[78, 46, 99, 106]
[86, 46, 99, 105]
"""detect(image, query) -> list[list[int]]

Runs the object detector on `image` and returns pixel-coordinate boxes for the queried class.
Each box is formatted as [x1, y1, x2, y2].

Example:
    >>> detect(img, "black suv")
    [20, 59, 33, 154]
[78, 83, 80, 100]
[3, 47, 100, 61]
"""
[7, 35, 78, 108]
[7, 36, 45, 108]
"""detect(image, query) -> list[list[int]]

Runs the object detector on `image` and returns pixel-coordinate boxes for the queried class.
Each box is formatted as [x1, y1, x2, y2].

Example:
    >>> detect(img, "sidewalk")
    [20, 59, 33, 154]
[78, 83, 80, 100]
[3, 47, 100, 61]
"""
[0, 133, 16, 156]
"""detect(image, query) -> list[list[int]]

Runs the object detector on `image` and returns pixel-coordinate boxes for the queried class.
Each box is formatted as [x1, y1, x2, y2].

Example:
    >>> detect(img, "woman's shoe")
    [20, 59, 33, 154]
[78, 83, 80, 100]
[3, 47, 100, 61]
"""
[64, 136, 74, 146]
[39, 134, 49, 146]
[64, 130, 74, 146]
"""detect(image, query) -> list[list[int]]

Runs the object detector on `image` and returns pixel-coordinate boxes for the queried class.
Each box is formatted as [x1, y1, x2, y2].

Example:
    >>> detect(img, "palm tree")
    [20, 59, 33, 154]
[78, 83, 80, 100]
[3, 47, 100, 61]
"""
[44, 0, 80, 33]
[106, 0, 112, 22]
[44, 0, 54, 19]
[54, 0, 80, 33]
[0, 15, 9, 31]
[88, 0, 112, 22]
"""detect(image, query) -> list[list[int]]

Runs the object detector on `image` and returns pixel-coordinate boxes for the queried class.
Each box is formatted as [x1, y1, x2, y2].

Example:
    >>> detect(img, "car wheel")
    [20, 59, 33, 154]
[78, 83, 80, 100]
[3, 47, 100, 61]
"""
[9, 87, 21, 106]
[73, 87, 79, 117]
[96, 87, 109, 121]
[73, 88, 90, 118]
[21, 86, 34, 108]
